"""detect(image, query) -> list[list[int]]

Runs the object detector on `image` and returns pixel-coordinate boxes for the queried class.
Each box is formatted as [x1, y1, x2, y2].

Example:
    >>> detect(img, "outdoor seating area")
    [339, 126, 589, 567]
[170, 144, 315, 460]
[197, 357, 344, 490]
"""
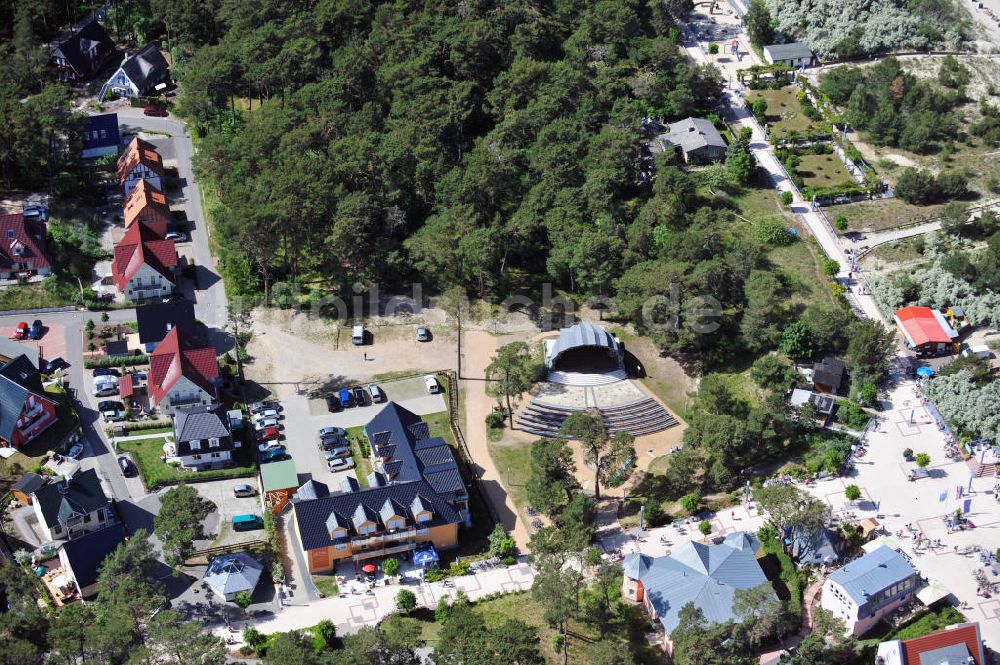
[516, 397, 679, 438]
[37, 563, 78, 606]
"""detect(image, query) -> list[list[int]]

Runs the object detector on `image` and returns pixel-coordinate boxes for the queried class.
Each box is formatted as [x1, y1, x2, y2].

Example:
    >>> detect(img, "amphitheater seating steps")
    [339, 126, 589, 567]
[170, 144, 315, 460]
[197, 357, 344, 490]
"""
[547, 370, 627, 386]
[517, 396, 679, 438]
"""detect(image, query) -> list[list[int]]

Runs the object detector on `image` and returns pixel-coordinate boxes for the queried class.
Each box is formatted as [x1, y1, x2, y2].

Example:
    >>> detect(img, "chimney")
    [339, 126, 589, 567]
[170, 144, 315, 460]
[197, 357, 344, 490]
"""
[166, 322, 172, 332]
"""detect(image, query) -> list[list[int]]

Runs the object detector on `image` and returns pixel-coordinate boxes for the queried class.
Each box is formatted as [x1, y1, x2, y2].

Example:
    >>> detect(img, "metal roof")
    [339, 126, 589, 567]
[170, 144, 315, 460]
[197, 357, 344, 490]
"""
[627, 532, 771, 635]
[260, 459, 299, 493]
[545, 323, 622, 367]
[827, 546, 917, 605]
[764, 42, 814, 60]
[203, 552, 263, 596]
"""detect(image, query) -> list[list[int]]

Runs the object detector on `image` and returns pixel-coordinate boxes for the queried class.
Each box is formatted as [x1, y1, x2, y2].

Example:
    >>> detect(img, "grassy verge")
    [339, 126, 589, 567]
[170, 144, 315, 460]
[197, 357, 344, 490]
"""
[344, 426, 372, 487]
[768, 239, 840, 309]
[487, 440, 532, 512]
[312, 574, 339, 598]
[119, 435, 255, 489]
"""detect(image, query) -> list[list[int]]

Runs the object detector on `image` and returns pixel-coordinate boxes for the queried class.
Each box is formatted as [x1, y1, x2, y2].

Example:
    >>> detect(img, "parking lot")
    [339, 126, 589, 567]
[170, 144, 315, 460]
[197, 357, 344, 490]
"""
[189, 477, 267, 548]
[272, 376, 448, 484]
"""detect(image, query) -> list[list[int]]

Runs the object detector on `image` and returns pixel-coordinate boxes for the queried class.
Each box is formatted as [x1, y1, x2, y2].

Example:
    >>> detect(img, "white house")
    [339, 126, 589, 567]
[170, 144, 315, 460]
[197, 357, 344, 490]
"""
[31, 469, 116, 543]
[148, 328, 220, 415]
[821, 546, 920, 637]
[117, 136, 165, 196]
[762, 43, 817, 69]
[171, 403, 235, 470]
[112, 222, 178, 302]
[99, 43, 170, 100]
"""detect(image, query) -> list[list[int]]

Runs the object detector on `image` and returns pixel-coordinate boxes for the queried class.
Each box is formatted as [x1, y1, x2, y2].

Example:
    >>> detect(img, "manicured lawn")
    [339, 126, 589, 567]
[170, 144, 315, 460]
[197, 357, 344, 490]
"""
[312, 574, 339, 597]
[423, 410, 455, 447]
[118, 435, 255, 489]
[795, 153, 854, 188]
[344, 425, 372, 487]
[768, 239, 840, 309]
[647, 454, 671, 476]
[487, 440, 533, 511]
[120, 425, 173, 435]
[746, 87, 821, 137]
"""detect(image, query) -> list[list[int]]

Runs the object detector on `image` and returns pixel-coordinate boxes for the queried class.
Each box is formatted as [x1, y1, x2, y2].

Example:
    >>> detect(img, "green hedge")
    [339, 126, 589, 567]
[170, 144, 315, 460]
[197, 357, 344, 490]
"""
[121, 421, 172, 434]
[84, 355, 149, 368]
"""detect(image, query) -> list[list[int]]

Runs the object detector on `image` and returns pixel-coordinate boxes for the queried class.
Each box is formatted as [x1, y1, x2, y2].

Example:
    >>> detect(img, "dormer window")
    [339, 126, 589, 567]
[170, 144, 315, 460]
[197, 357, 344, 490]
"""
[416, 511, 432, 523]
[189, 440, 201, 451]
[6, 230, 13, 240]
[209, 437, 220, 448]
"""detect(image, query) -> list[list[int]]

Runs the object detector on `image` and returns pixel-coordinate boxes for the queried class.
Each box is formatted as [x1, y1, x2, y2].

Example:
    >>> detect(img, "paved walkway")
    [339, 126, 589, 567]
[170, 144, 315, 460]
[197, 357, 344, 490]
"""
[211, 561, 536, 642]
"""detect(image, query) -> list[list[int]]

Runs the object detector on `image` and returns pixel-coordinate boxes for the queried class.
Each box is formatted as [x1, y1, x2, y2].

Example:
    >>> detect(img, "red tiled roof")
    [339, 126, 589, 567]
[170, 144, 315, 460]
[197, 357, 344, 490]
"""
[111, 222, 177, 291]
[0, 214, 53, 272]
[148, 328, 219, 404]
[894, 306, 952, 347]
[117, 136, 165, 185]
[900, 622, 983, 665]
[119, 373, 134, 398]
[122, 179, 170, 236]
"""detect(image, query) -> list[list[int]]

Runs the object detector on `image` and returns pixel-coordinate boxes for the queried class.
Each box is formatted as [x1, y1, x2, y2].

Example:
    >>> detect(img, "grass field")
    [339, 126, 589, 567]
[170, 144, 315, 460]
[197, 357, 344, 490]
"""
[312, 574, 339, 597]
[831, 197, 946, 232]
[488, 440, 532, 512]
[118, 435, 255, 488]
[768, 239, 839, 309]
[0, 282, 76, 311]
[746, 87, 821, 138]
[796, 153, 854, 188]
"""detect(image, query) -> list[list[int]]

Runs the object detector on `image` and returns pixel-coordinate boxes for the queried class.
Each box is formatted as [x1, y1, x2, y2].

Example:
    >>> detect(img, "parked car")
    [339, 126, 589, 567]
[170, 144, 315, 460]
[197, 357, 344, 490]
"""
[338, 388, 353, 408]
[118, 456, 135, 476]
[253, 417, 278, 431]
[318, 426, 347, 438]
[258, 442, 284, 452]
[416, 326, 430, 342]
[257, 427, 280, 442]
[67, 442, 84, 459]
[323, 447, 352, 460]
[165, 231, 188, 242]
[368, 383, 384, 403]
[93, 367, 121, 377]
[28, 320, 43, 339]
[252, 408, 279, 421]
[13, 322, 27, 339]
[327, 457, 355, 472]
[325, 394, 341, 412]
[352, 386, 367, 406]
[258, 447, 286, 463]
[233, 484, 256, 498]
[319, 437, 347, 450]
[250, 401, 280, 413]
[143, 105, 168, 117]
[92, 378, 119, 396]
[352, 325, 365, 345]
[424, 374, 439, 394]
[99, 401, 126, 422]
[44, 357, 67, 374]
[232, 514, 264, 531]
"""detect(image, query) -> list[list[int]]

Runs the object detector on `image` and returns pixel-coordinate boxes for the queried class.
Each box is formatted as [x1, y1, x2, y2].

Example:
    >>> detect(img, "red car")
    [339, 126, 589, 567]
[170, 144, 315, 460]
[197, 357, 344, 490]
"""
[13, 322, 28, 339]
[258, 427, 280, 442]
[143, 105, 168, 117]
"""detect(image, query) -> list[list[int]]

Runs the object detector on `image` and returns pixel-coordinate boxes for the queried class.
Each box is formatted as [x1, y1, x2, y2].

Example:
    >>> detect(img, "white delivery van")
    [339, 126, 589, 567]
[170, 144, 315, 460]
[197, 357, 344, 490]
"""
[424, 374, 439, 394]
[962, 345, 990, 359]
[352, 325, 365, 345]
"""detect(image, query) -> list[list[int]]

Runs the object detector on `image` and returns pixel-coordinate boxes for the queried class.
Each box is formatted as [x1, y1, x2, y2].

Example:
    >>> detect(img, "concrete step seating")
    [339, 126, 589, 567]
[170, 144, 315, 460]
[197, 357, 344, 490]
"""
[517, 397, 679, 437]
[547, 370, 628, 386]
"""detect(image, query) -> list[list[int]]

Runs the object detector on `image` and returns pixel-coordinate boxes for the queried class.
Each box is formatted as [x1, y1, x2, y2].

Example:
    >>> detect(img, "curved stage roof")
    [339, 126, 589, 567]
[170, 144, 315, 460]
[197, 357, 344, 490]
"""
[545, 323, 622, 369]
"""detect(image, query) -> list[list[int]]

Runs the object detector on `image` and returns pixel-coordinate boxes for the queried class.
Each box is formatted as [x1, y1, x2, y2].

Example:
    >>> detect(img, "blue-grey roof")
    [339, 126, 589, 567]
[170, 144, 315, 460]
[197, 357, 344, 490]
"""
[627, 532, 771, 636]
[61, 522, 126, 591]
[919, 643, 974, 665]
[827, 546, 917, 605]
[363, 403, 465, 499]
[293, 479, 330, 503]
[118, 44, 169, 94]
[203, 552, 263, 596]
[665, 117, 727, 154]
[546, 323, 621, 367]
[172, 403, 232, 455]
[33, 469, 110, 528]
[791, 526, 844, 566]
[82, 113, 120, 151]
[293, 479, 460, 551]
[764, 42, 814, 61]
[135, 300, 198, 346]
[623, 552, 653, 579]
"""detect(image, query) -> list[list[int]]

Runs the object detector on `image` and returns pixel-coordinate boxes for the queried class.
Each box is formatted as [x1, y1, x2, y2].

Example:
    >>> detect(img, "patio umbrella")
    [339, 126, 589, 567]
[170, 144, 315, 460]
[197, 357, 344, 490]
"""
[361, 564, 377, 574]
[916, 366, 935, 377]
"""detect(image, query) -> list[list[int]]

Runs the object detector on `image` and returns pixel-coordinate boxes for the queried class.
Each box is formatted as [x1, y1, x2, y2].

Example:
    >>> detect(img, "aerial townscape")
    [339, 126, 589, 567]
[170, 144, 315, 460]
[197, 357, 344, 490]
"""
[3, 0, 1000, 664]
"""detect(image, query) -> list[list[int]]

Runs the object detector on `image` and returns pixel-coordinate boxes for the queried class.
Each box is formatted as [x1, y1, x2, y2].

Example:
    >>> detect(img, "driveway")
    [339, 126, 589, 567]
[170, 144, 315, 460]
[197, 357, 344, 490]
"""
[189, 477, 268, 548]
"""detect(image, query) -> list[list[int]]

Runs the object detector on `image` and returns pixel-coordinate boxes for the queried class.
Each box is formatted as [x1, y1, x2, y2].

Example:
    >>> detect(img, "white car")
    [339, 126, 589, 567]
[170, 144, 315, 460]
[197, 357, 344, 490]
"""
[92, 377, 119, 396]
[424, 374, 439, 394]
[327, 457, 355, 471]
[253, 417, 278, 431]
[252, 409, 278, 422]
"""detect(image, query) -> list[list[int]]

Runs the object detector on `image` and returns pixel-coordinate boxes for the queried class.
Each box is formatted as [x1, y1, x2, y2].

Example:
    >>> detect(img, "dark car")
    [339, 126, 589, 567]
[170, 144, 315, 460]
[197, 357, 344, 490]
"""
[143, 105, 168, 117]
[28, 320, 43, 339]
[325, 394, 341, 412]
[118, 456, 135, 476]
[94, 367, 121, 378]
[44, 357, 67, 374]
[352, 386, 367, 406]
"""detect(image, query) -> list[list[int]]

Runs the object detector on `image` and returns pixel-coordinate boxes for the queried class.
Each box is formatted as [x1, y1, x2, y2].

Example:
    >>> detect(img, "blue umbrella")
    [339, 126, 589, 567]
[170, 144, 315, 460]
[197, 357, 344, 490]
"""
[916, 366, 935, 378]
[413, 547, 439, 567]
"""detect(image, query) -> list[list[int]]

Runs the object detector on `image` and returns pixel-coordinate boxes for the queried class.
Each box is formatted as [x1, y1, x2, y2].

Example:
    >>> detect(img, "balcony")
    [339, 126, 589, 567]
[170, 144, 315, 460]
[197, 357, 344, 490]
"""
[351, 527, 416, 548]
[350, 541, 417, 561]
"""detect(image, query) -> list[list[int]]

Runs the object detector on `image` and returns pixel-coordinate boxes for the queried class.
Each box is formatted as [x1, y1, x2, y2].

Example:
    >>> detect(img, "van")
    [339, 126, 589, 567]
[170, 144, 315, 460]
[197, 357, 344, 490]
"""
[367, 383, 383, 403]
[233, 484, 256, 498]
[961, 345, 990, 359]
[424, 374, 439, 394]
[232, 514, 264, 531]
[352, 325, 365, 345]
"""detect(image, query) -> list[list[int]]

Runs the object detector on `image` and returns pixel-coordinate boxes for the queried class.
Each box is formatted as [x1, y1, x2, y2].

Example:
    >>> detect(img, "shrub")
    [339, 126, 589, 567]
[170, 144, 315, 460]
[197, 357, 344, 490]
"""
[844, 484, 862, 502]
[822, 258, 840, 276]
[752, 217, 795, 246]
[698, 520, 712, 536]
[903, 448, 913, 459]
[780, 190, 793, 205]
[435, 596, 452, 624]
[679, 492, 700, 514]
[382, 558, 400, 577]
[644, 502, 668, 527]
[485, 408, 505, 429]
[708, 43, 719, 54]
[313, 620, 335, 653]
[501, 555, 516, 566]
[835, 215, 848, 231]
[915, 453, 931, 468]
[83, 355, 150, 368]
[395, 589, 417, 612]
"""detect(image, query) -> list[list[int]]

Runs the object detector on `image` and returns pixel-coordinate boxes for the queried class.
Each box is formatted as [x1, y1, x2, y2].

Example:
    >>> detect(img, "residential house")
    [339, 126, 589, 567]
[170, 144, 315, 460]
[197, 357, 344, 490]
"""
[112, 222, 178, 301]
[622, 532, 775, 657]
[261, 459, 300, 514]
[875, 621, 985, 665]
[812, 356, 845, 395]
[117, 136, 164, 196]
[762, 43, 817, 69]
[820, 545, 920, 637]
[789, 525, 845, 567]
[135, 299, 198, 353]
[364, 402, 469, 525]
[0, 213, 53, 279]
[123, 179, 170, 237]
[203, 552, 263, 602]
[148, 327, 220, 415]
[81, 113, 121, 159]
[99, 44, 170, 101]
[894, 307, 959, 358]
[58, 522, 126, 598]
[292, 478, 461, 573]
[31, 469, 116, 542]
[49, 19, 115, 81]
[171, 403, 234, 470]
[11, 472, 45, 505]
[0, 337, 38, 368]
[0, 354, 59, 449]
[790, 388, 835, 418]
[656, 117, 727, 164]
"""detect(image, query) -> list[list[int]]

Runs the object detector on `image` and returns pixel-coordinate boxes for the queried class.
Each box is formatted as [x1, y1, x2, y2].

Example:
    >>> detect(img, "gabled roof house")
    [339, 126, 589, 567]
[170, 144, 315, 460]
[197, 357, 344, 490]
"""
[117, 136, 164, 195]
[58, 522, 126, 598]
[0, 354, 59, 449]
[112, 222, 178, 301]
[876, 621, 985, 665]
[148, 327, 219, 415]
[171, 403, 234, 470]
[122, 178, 170, 237]
[622, 532, 774, 655]
[656, 117, 727, 164]
[99, 43, 170, 101]
[31, 469, 117, 542]
[821, 545, 920, 636]
[50, 19, 115, 81]
[135, 299, 198, 352]
[81, 113, 121, 159]
[894, 307, 959, 358]
[0, 213, 53, 279]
